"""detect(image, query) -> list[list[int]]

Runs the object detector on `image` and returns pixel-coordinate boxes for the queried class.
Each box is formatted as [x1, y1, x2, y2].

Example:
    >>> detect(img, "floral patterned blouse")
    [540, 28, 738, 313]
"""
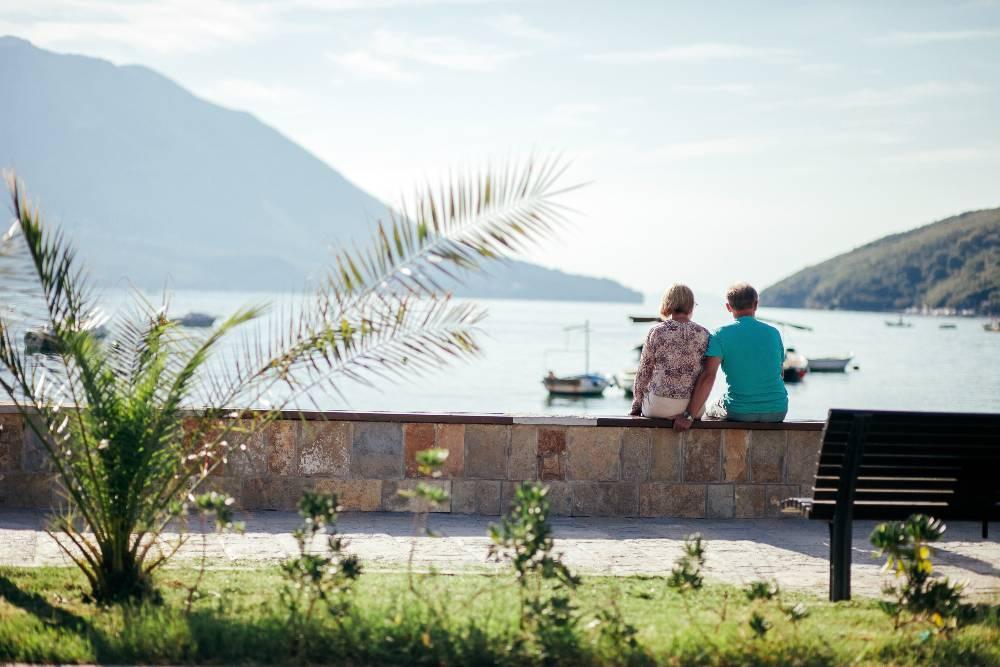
[630, 319, 711, 416]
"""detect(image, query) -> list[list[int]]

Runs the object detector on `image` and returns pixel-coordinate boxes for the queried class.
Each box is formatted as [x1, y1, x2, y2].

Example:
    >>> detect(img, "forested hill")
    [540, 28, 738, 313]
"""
[760, 207, 1000, 314]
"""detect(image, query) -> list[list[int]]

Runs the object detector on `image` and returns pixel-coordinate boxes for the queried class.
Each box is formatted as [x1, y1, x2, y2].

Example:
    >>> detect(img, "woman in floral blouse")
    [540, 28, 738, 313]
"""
[630, 284, 711, 419]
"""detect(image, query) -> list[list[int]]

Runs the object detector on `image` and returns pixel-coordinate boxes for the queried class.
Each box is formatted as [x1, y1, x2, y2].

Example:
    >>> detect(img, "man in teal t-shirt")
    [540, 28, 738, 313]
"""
[674, 282, 787, 430]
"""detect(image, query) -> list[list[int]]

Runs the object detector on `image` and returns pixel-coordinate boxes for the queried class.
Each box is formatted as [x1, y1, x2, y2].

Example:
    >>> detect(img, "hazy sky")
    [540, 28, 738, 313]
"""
[2, 0, 999, 297]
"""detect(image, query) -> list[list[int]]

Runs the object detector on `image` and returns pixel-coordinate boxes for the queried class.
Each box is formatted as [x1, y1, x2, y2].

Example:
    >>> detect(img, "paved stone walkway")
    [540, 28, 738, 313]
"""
[0, 511, 997, 599]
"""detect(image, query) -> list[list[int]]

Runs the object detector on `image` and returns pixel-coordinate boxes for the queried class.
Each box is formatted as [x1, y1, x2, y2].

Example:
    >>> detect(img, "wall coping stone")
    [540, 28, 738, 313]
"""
[0, 402, 824, 431]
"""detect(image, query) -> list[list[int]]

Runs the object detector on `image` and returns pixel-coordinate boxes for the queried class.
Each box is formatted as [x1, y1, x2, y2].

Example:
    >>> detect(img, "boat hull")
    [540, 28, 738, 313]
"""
[807, 357, 851, 373]
[543, 374, 609, 397]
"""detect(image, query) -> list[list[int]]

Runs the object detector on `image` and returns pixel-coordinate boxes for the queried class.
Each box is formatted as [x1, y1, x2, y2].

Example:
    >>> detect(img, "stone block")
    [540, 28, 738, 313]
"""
[452, 480, 503, 515]
[706, 485, 735, 518]
[436, 424, 466, 478]
[567, 427, 621, 481]
[312, 479, 382, 511]
[21, 415, 55, 472]
[350, 422, 403, 480]
[268, 420, 298, 476]
[785, 431, 821, 485]
[0, 472, 60, 508]
[537, 428, 567, 481]
[649, 429, 681, 481]
[404, 423, 436, 478]
[464, 425, 509, 479]
[765, 484, 801, 518]
[683, 429, 721, 482]
[734, 485, 766, 518]
[241, 477, 305, 511]
[621, 428, 651, 482]
[508, 425, 537, 480]
[722, 429, 749, 482]
[750, 430, 786, 483]
[195, 476, 243, 507]
[501, 481, 572, 516]
[571, 482, 638, 517]
[300, 420, 351, 477]
[0, 413, 23, 472]
[640, 483, 706, 518]
[382, 479, 451, 513]
[226, 420, 269, 477]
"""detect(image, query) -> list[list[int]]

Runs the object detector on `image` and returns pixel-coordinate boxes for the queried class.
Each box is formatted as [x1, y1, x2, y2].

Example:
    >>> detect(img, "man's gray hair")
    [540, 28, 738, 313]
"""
[726, 282, 758, 311]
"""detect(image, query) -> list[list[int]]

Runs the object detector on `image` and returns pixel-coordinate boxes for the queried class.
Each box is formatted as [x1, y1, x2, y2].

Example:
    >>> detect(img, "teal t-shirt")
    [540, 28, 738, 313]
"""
[705, 316, 788, 414]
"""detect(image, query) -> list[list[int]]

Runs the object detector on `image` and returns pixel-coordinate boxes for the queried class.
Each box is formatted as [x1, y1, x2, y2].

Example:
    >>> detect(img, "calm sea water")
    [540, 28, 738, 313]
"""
[99, 290, 1000, 420]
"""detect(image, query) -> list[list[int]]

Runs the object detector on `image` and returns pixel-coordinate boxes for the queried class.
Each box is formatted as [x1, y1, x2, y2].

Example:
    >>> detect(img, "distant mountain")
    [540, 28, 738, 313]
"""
[0, 36, 641, 303]
[761, 207, 1000, 314]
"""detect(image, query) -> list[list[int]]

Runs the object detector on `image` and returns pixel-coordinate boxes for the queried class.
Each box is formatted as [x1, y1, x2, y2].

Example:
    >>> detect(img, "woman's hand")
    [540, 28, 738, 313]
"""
[671, 414, 694, 432]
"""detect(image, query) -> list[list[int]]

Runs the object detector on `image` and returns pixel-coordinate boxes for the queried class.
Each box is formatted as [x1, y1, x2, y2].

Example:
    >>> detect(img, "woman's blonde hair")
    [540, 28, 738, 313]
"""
[659, 283, 695, 318]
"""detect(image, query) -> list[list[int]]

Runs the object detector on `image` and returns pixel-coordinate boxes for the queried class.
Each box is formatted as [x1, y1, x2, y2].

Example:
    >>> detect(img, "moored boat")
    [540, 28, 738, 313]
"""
[807, 356, 852, 373]
[984, 319, 1000, 332]
[174, 312, 217, 328]
[782, 347, 808, 382]
[542, 373, 610, 397]
[886, 315, 912, 328]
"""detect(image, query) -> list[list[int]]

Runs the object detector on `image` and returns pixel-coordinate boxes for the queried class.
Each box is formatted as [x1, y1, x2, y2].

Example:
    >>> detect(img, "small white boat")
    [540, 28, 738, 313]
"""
[939, 323, 957, 330]
[24, 323, 107, 355]
[621, 343, 643, 397]
[984, 319, 1000, 332]
[543, 373, 610, 397]
[782, 348, 808, 383]
[886, 315, 912, 328]
[542, 320, 610, 397]
[807, 356, 852, 373]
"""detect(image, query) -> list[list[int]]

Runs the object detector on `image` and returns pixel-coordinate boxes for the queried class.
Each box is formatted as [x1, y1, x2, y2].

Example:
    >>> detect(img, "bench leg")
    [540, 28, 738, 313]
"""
[829, 518, 852, 602]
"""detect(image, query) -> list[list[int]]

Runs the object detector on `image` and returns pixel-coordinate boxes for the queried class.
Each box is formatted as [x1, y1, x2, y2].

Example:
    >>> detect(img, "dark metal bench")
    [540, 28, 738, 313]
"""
[783, 408, 1000, 602]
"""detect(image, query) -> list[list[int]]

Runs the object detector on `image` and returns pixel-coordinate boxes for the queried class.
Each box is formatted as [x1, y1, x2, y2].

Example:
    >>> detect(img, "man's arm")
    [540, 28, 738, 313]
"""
[674, 356, 721, 432]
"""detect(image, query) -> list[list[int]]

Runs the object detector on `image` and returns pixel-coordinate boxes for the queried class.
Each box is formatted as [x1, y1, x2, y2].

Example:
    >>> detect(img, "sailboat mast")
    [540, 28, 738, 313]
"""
[584, 319, 590, 374]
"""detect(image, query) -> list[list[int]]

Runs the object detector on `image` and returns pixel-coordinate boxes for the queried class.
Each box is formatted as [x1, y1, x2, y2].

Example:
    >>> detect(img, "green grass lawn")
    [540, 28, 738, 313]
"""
[0, 566, 997, 666]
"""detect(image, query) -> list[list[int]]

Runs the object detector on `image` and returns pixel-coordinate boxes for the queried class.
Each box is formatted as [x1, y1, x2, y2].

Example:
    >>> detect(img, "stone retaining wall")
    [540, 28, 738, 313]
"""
[0, 407, 824, 518]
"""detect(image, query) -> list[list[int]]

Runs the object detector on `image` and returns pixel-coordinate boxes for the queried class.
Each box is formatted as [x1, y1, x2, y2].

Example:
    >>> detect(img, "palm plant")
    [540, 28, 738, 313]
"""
[0, 159, 573, 602]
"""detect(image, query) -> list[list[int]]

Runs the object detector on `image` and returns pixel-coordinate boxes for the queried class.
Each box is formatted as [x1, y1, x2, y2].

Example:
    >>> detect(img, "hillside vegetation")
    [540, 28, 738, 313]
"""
[761, 207, 1000, 314]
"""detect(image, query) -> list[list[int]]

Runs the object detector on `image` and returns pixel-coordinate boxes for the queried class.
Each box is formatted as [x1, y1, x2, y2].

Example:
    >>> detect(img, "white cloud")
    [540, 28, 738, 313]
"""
[651, 137, 769, 160]
[876, 29, 1000, 45]
[671, 83, 757, 95]
[327, 50, 419, 83]
[544, 103, 602, 128]
[490, 14, 556, 42]
[882, 147, 995, 165]
[797, 81, 988, 110]
[328, 28, 525, 81]
[586, 43, 797, 64]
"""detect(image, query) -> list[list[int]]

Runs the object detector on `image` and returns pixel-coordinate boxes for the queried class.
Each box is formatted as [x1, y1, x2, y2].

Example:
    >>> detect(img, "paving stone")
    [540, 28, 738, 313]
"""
[750, 430, 786, 483]
[508, 425, 537, 480]
[404, 423, 436, 478]
[300, 420, 351, 477]
[639, 483, 706, 517]
[226, 421, 269, 477]
[436, 424, 466, 478]
[537, 428, 567, 481]
[684, 429, 721, 482]
[722, 429, 749, 482]
[350, 422, 403, 480]
[464, 425, 509, 479]
[571, 482, 638, 517]
[620, 428, 651, 482]
[765, 484, 801, 518]
[735, 484, 766, 518]
[0, 414, 23, 472]
[268, 420, 298, 476]
[312, 479, 382, 512]
[785, 431, 821, 485]
[452, 480, 502, 515]
[241, 477, 304, 511]
[706, 485, 735, 518]
[649, 429, 681, 481]
[567, 427, 621, 481]
[382, 480, 451, 513]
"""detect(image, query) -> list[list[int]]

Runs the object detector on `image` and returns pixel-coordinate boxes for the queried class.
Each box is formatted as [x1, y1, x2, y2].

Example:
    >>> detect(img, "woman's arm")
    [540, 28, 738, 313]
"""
[674, 356, 721, 431]
[629, 328, 657, 416]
